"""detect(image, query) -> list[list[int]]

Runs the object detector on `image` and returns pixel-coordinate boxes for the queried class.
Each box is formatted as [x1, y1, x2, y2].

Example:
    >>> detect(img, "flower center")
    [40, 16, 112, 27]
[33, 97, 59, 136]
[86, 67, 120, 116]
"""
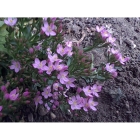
[10, 19, 13, 23]
[39, 62, 43, 68]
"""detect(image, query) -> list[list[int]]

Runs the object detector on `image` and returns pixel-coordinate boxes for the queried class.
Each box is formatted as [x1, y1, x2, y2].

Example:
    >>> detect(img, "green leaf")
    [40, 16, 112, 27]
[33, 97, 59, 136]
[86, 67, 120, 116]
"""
[47, 80, 54, 85]
[0, 44, 7, 52]
[67, 57, 71, 66]
[0, 21, 4, 27]
[59, 104, 69, 113]
[0, 24, 8, 37]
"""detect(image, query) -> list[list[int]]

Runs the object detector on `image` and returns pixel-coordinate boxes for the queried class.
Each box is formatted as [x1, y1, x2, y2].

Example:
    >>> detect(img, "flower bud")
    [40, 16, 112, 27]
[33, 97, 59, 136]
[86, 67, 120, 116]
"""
[81, 58, 85, 63]
[5, 82, 10, 88]
[4, 93, 9, 100]
[29, 48, 34, 54]
[59, 86, 63, 91]
[1, 85, 7, 92]
[16, 87, 19, 93]
[38, 70, 43, 74]
[8, 104, 13, 108]
[37, 91, 40, 95]
[40, 29, 44, 35]
[20, 78, 23, 82]
[43, 78, 47, 82]
[25, 88, 29, 91]
[14, 77, 17, 81]
[0, 106, 3, 112]
[83, 69, 89, 73]
[76, 87, 82, 94]
[23, 91, 30, 97]
[111, 71, 118, 78]
[54, 101, 59, 106]
[24, 100, 30, 104]
[91, 68, 96, 71]
[86, 62, 91, 65]
[52, 105, 56, 110]
[0, 113, 3, 117]
[35, 45, 41, 51]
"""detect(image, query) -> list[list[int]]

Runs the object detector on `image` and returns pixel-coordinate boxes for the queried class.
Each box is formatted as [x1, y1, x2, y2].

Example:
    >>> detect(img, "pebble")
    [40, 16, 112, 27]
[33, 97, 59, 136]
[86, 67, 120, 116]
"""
[50, 112, 56, 119]
[38, 105, 48, 116]
[28, 113, 34, 122]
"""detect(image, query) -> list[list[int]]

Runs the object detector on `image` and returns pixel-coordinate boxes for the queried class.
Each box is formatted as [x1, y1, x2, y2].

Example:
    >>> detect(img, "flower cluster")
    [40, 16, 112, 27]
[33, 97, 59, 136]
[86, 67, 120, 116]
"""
[96, 26, 116, 46]
[68, 84, 101, 111]
[108, 48, 130, 65]
[0, 18, 130, 120]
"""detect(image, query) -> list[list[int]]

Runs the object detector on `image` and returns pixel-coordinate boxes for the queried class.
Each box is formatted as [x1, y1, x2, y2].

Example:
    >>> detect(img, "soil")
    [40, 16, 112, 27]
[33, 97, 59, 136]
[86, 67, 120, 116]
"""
[62, 17, 140, 122]
[2, 18, 140, 122]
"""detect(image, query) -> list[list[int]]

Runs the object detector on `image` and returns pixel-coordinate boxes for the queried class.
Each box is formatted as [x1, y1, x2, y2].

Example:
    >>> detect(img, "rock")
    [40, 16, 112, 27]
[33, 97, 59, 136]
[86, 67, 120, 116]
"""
[50, 112, 56, 119]
[38, 105, 48, 116]
[28, 113, 34, 122]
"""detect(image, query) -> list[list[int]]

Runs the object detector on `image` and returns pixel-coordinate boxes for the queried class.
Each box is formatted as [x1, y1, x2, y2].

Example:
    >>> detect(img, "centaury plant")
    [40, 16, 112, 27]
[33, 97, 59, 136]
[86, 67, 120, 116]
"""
[0, 18, 130, 120]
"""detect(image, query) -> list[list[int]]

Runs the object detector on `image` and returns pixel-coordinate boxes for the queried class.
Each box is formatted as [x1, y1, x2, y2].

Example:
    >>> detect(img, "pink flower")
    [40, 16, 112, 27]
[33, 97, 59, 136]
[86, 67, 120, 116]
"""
[41, 22, 56, 36]
[41, 86, 52, 99]
[88, 98, 98, 111]
[82, 98, 89, 112]
[107, 36, 116, 46]
[53, 83, 59, 91]
[1, 85, 7, 93]
[64, 78, 75, 89]
[96, 26, 105, 32]
[101, 29, 110, 38]
[83, 86, 93, 97]
[118, 55, 130, 65]
[45, 62, 54, 75]
[65, 46, 73, 57]
[105, 63, 116, 73]
[91, 84, 102, 97]
[53, 61, 68, 71]
[0, 106, 3, 112]
[65, 41, 72, 48]
[4, 18, 17, 27]
[34, 96, 43, 107]
[10, 60, 21, 73]
[68, 95, 82, 110]
[48, 54, 62, 63]
[57, 71, 69, 84]
[33, 58, 47, 71]
[57, 44, 67, 56]
[45, 103, 50, 111]
[9, 89, 19, 101]
[52, 92, 59, 100]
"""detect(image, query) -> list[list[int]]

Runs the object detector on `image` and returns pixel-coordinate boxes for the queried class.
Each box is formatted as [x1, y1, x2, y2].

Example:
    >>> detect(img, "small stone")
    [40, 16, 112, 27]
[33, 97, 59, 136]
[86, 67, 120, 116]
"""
[50, 112, 56, 119]
[38, 105, 48, 116]
[125, 101, 130, 109]
[126, 111, 131, 114]
[28, 113, 34, 122]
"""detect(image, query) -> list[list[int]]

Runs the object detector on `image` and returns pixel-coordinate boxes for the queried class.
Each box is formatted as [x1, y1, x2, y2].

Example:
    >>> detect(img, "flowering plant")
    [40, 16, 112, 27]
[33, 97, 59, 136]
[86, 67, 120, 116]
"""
[0, 18, 130, 121]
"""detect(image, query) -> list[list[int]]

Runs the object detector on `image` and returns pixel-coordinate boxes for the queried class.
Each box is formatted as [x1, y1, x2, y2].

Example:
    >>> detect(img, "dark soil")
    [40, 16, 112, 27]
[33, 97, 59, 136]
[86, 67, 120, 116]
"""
[2, 18, 140, 122]
[62, 17, 140, 122]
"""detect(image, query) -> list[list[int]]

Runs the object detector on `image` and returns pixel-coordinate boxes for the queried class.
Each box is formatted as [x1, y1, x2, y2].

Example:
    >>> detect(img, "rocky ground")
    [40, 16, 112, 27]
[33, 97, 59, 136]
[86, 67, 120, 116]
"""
[62, 18, 140, 122]
[2, 18, 140, 122]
